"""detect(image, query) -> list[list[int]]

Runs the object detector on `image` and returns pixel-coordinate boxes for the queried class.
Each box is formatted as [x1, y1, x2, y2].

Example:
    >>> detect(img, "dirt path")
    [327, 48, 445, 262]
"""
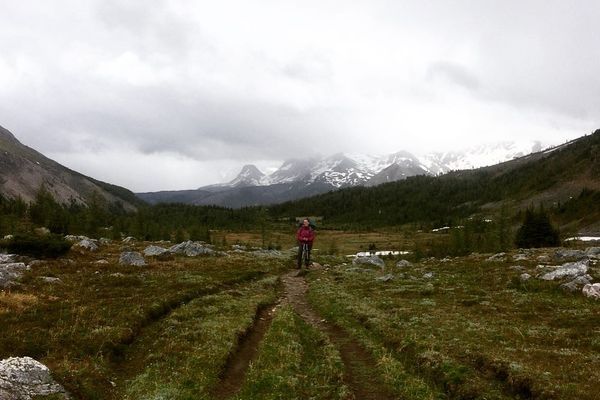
[281, 269, 397, 400]
[212, 303, 278, 399]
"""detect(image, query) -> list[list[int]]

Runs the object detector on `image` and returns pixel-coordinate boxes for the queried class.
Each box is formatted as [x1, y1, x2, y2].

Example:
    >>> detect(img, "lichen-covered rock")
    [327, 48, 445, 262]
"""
[396, 259, 413, 268]
[64, 235, 90, 242]
[119, 252, 146, 266]
[520, 273, 532, 282]
[540, 260, 588, 281]
[487, 252, 506, 262]
[143, 245, 169, 257]
[0, 356, 69, 399]
[0, 263, 29, 288]
[554, 249, 587, 261]
[0, 254, 17, 263]
[423, 272, 435, 279]
[352, 255, 385, 268]
[168, 241, 214, 256]
[73, 239, 98, 252]
[582, 283, 600, 300]
[586, 247, 600, 259]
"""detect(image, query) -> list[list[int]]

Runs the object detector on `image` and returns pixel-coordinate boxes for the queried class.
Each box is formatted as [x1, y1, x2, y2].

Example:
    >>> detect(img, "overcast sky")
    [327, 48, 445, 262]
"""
[1, 0, 599, 191]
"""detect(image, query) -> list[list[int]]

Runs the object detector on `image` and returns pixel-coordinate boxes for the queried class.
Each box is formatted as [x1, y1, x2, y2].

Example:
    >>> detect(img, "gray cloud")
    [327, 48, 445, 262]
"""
[0, 0, 599, 191]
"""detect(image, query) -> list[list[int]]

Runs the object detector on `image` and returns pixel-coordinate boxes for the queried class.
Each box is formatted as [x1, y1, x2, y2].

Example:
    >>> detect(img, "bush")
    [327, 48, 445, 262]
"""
[515, 207, 560, 248]
[1, 234, 72, 258]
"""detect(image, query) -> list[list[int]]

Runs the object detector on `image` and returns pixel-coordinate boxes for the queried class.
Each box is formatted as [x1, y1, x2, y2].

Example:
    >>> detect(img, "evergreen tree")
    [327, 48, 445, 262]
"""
[515, 206, 560, 248]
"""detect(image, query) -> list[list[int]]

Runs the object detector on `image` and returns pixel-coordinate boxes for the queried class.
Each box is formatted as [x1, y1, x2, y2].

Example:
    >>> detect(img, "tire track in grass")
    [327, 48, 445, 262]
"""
[281, 270, 396, 400]
[212, 301, 279, 399]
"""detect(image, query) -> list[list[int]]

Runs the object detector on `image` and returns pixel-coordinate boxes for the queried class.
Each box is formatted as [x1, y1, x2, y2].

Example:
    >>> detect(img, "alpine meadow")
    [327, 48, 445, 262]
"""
[2, 2, 600, 399]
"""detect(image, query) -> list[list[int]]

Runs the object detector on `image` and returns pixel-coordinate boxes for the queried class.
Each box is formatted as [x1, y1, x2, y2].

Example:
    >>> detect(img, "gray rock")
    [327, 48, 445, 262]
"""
[3, 235, 14, 240]
[561, 281, 580, 292]
[520, 273, 532, 282]
[555, 249, 587, 261]
[396, 259, 413, 268]
[0, 263, 29, 288]
[487, 252, 506, 262]
[586, 247, 600, 259]
[118, 252, 146, 266]
[64, 235, 90, 242]
[39, 276, 62, 284]
[513, 254, 529, 261]
[122, 236, 136, 244]
[510, 265, 526, 271]
[231, 244, 247, 251]
[99, 238, 112, 245]
[537, 255, 552, 263]
[95, 259, 109, 265]
[582, 283, 600, 300]
[540, 260, 589, 281]
[423, 272, 435, 279]
[0, 254, 17, 263]
[0, 356, 69, 399]
[352, 255, 385, 268]
[168, 241, 214, 256]
[143, 245, 169, 257]
[375, 274, 394, 282]
[73, 239, 98, 252]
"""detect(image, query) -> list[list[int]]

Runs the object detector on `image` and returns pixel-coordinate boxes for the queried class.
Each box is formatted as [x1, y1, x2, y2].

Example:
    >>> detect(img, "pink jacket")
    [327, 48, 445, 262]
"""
[296, 226, 315, 244]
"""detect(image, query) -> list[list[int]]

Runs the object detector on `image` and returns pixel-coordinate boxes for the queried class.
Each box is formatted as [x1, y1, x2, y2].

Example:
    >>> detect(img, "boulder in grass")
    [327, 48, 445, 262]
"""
[582, 283, 600, 300]
[554, 249, 587, 261]
[0, 356, 70, 399]
[0, 263, 29, 288]
[520, 273, 532, 282]
[540, 260, 588, 281]
[119, 252, 146, 266]
[122, 236, 136, 244]
[586, 247, 600, 259]
[352, 255, 385, 268]
[396, 259, 413, 268]
[168, 241, 214, 257]
[143, 245, 169, 257]
[487, 252, 506, 262]
[73, 239, 99, 252]
[0, 254, 17, 263]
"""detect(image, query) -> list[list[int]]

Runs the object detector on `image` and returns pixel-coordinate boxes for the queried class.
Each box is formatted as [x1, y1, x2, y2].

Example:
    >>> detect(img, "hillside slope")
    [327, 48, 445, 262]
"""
[269, 130, 600, 231]
[0, 125, 143, 210]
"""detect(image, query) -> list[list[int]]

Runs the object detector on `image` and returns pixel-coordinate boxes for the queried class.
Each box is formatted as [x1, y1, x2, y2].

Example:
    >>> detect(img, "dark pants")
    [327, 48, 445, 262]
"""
[297, 242, 312, 268]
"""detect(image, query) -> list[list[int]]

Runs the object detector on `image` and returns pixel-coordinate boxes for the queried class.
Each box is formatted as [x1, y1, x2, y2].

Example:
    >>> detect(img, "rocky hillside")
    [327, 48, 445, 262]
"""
[0, 124, 142, 210]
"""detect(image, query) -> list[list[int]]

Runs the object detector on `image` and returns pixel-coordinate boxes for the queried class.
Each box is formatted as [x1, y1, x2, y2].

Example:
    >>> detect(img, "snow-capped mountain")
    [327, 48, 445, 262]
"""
[228, 164, 268, 187]
[224, 140, 551, 189]
[138, 139, 556, 207]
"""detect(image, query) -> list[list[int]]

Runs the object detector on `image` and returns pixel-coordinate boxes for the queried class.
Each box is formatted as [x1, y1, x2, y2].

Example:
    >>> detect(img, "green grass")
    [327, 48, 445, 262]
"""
[236, 305, 349, 400]
[306, 250, 600, 399]
[0, 243, 287, 399]
[121, 276, 280, 400]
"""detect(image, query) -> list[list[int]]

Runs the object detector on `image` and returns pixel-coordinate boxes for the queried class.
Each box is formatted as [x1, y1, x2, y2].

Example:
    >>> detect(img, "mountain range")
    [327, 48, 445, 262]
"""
[137, 140, 551, 207]
[0, 124, 142, 211]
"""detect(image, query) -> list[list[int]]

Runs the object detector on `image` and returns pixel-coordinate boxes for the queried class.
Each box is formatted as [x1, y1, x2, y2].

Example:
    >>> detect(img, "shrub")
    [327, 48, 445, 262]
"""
[1, 234, 72, 258]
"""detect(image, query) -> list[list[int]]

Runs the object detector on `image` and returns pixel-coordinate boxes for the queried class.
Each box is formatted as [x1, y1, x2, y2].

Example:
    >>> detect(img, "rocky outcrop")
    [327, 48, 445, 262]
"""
[0, 356, 69, 399]
[0, 262, 29, 288]
[143, 245, 169, 257]
[168, 241, 214, 257]
[540, 260, 588, 281]
[554, 249, 587, 261]
[73, 239, 98, 252]
[352, 255, 385, 268]
[118, 252, 146, 266]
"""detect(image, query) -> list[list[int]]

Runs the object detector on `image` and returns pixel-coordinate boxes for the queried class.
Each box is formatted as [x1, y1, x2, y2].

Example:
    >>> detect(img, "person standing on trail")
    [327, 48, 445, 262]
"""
[296, 218, 315, 269]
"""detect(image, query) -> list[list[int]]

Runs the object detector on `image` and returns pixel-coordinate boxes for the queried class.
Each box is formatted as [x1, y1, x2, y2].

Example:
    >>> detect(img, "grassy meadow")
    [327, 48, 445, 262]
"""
[0, 230, 598, 399]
